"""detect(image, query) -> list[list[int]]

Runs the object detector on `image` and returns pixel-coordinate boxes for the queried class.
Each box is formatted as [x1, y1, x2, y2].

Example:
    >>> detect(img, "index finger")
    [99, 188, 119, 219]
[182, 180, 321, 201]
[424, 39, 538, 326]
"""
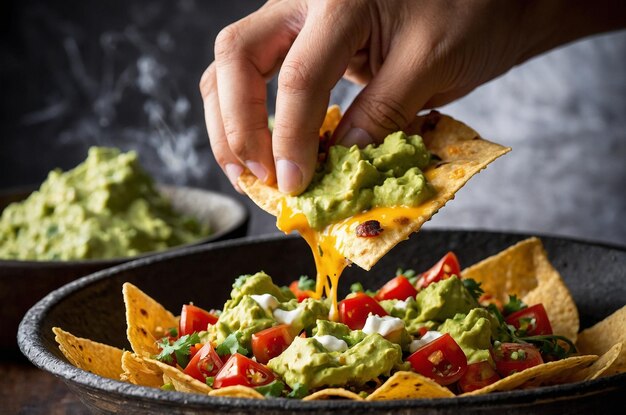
[272, 1, 370, 194]
[213, 1, 306, 185]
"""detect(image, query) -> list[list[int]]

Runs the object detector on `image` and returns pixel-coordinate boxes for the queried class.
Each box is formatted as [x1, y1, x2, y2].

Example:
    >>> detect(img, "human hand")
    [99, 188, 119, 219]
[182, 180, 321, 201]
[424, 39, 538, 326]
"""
[200, 0, 625, 195]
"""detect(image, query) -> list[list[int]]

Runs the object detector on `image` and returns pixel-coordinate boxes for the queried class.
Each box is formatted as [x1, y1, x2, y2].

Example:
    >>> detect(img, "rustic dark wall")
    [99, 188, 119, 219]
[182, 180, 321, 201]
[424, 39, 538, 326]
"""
[1, 0, 625, 244]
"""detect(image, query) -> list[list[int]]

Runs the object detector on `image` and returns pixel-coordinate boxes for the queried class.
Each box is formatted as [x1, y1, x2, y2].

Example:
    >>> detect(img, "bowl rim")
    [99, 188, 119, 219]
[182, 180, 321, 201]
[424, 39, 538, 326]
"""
[0, 184, 249, 265]
[17, 229, 626, 410]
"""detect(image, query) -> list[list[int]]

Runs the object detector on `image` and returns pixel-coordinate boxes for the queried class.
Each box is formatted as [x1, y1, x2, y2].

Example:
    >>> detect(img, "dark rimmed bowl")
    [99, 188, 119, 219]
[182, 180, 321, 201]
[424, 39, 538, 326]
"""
[18, 230, 626, 414]
[1, 185, 249, 354]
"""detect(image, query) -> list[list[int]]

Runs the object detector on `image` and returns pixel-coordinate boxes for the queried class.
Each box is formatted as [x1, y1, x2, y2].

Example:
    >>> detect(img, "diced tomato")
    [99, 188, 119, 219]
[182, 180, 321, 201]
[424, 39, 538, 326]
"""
[457, 361, 501, 393]
[415, 252, 461, 290]
[492, 342, 544, 377]
[183, 342, 224, 382]
[406, 333, 468, 386]
[251, 324, 295, 364]
[179, 304, 219, 337]
[375, 275, 418, 301]
[505, 304, 553, 336]
[338, 292, 387, 330]
[213, 353, 275, 388]
[416, 326, 429, 338]
[289, 281, 314, 302]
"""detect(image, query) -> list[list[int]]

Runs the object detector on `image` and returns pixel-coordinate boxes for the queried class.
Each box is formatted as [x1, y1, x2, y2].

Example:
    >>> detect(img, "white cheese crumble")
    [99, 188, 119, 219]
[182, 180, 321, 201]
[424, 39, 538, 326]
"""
[362, 314, 405, 337]
[250, 294, 279, 314]
[313, 335, 349, 352]
[409, 330, 443, 353]
[273, 307, 303, 325]
[393, 299, 410, 311]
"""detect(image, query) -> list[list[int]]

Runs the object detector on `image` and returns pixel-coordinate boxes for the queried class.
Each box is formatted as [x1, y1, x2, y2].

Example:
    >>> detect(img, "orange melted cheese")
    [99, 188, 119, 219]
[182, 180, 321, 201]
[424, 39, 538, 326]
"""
[276, 200, 436, 319]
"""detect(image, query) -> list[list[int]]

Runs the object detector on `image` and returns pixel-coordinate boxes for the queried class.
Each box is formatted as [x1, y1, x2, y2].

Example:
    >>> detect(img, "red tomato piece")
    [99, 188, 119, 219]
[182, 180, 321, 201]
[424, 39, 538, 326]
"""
[505, 304, 553, 336]
[338, 292, 387, 330]
[213, 353, 275, 388]
[251, 324, 295, 364]
[492, 342, 544, 377]
[289, 280, 313, 302]
[406, 333, 468, 386]
[457, 361, 501, 393]
[183, 342, 224, 382]
[415, 252, 461, 290]
[375, 275, 418, 301]
[179, 304, 219, 337]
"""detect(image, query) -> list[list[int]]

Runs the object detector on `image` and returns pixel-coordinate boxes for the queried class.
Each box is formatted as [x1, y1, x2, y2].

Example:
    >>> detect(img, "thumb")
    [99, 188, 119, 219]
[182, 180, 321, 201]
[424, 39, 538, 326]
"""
[333, 48, 437, 147]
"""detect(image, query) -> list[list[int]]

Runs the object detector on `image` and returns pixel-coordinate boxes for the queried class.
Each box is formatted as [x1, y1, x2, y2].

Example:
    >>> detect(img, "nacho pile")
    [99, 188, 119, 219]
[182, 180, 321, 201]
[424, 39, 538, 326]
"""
[240, 107, 511, 319]
[53, 237, 625, 401]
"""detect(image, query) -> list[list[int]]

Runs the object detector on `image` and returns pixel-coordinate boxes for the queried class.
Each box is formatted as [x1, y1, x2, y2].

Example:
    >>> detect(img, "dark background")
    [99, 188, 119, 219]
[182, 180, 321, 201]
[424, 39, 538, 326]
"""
[1, 0, 625, 244]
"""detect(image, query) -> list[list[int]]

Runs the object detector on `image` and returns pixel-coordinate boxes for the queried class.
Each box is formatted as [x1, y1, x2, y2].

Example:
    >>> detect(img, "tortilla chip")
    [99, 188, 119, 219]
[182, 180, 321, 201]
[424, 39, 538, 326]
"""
[208, 385, 265, 399]
[53, 327, 124, 380]
[576, 305, 626, 376]
[146, 358, 212, 394]
[120, 351, 164, 388]
[319, 104, 342, 136]
[461, 355, 598, 396]
[566, 342, 623, 382]
[366, 371, 455, 400]
[123, 282, 178, 357]
[303, 388, 364, 401]
[239, 111, 510, 270]
[462, 237, 579, 342]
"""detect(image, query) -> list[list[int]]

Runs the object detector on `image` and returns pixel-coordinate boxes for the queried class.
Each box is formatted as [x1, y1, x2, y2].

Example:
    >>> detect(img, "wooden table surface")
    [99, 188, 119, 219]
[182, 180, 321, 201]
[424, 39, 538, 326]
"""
[1, 357, 89, 414]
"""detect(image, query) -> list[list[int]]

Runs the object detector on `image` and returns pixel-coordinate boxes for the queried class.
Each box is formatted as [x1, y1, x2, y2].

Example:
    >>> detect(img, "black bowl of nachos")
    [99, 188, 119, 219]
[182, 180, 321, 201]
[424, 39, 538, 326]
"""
[18, 229, 626, 414]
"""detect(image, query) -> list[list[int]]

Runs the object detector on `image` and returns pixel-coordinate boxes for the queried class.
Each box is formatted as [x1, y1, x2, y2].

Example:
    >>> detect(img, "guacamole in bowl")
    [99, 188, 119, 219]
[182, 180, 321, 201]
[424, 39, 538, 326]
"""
[0, 147, 210, 261]
[0, 146, 249, 353]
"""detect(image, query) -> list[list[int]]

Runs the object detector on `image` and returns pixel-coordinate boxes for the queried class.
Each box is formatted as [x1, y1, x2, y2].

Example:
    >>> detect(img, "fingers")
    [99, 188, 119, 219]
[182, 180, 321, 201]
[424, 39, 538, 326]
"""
[333, 38, 438, 147]
[200, 64, 244, 192]
[210, 1, 305, 186]
[272, 1, 370, 194]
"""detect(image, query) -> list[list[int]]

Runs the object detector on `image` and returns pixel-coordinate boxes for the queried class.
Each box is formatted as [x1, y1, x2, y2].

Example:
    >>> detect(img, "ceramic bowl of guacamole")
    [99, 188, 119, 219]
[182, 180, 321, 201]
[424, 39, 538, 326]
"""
[1, 147, 249, 354]
[18, 230, 626, 414]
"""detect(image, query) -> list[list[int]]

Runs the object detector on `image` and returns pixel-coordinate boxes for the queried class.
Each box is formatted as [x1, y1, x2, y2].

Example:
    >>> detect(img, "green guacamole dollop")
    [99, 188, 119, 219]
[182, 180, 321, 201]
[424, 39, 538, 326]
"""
[0, 147, 210, 260]
[287, 131, 433, 229]
[268, 320, 405, 389]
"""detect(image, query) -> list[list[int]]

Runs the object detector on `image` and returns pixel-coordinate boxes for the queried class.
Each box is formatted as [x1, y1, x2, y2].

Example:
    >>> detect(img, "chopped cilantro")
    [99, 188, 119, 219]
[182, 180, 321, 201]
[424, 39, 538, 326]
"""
[397, 267, 418, 284]
[206, 376, 215, 387]
[287, 383, 309, 399]
[462, 278, 484, 301]
[154, 332, 200, 369]
[297, 275, 315, 291]
[350, 282, 365, 293]
[168, 327, 178, 338]
[255, 380, 286, 398]
[216, 332, 248, 357]
[350, 282, 377, 297]
[503, 295, 526, 315]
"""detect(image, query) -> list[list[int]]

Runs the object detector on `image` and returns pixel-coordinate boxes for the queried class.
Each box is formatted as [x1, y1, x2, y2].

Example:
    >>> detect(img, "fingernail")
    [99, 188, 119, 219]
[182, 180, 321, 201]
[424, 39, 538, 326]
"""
[225, 163, 244, 188]
[276, 159, 303, 194]
[245, 161, 268, 183]
[337, 127, 374, 148]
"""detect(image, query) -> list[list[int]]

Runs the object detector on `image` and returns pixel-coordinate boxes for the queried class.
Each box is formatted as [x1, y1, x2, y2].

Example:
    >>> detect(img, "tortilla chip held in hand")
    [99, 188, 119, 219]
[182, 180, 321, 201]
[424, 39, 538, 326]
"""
[240, 108, 511, 272]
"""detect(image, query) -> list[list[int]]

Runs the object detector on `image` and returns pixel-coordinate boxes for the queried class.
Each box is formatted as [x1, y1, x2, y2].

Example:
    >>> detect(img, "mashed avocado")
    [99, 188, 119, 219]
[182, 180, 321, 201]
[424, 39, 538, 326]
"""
[214, 272, 327, 347]
[414, 276, 480, 324]
[287, 131, 433, 229]
[0, 147, 209, 260]
[438, 308, 500, 363]
[268, 320, 405, 389]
